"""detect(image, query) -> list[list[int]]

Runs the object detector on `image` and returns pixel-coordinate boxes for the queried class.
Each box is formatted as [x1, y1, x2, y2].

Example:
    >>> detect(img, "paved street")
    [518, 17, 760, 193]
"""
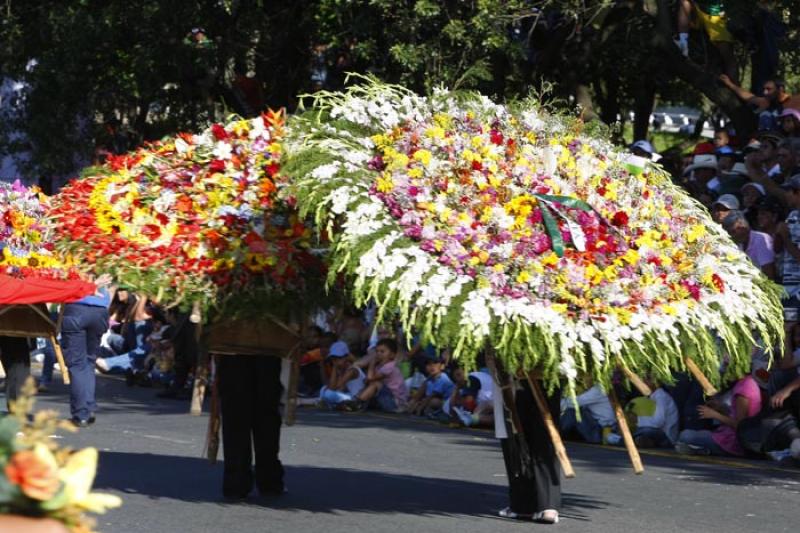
[25, 375, 800, 533]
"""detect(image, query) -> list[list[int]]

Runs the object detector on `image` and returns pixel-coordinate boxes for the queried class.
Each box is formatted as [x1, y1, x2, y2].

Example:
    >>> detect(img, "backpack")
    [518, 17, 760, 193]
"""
[736, 410, 800, 457]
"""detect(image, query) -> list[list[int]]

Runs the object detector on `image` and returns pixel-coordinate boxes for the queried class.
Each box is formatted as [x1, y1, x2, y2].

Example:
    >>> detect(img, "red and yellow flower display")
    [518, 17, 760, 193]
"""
[50, 110, 321, 311]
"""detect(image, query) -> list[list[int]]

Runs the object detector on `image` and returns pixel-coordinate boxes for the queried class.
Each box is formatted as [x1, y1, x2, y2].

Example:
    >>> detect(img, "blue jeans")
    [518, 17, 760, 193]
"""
[101, 346, 148, 373]
[677, 429, 725, 455]
[375, 386, 398, 412]
[319, 387, 354, 407]
[40, 338, 56, 385]
[61, 303, 108, 420]
[634, 427, 672, 448]
[560, 407, 605, 443]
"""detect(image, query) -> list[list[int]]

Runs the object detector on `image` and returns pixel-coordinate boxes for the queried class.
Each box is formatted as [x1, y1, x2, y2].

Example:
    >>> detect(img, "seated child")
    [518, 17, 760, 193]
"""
[444, 366, 494, 427]
[355, 338, 408, 412]
[609, 385, 679, 448]
[407, 355, 455, 416]
[560, 382, 616, 444]
[675, 375, 762, 456]
[318, 341, 365, 408]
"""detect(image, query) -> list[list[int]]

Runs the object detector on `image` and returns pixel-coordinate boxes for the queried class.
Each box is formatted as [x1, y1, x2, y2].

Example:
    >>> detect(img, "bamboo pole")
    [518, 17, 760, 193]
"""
[619, 364, 652, 397]
[49, 335, 70, 385]
[205, 355, 221, 463]
[284, 352, 301, 426]
[190, 321, 207, 416]
[608, 388, 644, 474]
[526, 372, 575, 479]
[684, 357, 717, 396]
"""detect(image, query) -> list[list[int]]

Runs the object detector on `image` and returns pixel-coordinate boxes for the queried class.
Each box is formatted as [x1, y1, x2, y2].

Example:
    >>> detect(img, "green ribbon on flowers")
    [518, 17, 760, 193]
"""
[533, 194, 593, 257]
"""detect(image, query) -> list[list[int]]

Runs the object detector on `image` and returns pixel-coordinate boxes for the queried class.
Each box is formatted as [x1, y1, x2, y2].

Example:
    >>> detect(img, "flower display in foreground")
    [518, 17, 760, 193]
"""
[285, 82, 783, 395]
[50, 110, 322, 312]
[0, 180, 80, 280]
[0, 383, 121, 531]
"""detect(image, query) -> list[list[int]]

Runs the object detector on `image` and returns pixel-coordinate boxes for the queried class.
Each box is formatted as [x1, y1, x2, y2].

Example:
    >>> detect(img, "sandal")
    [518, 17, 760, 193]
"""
[497, 507, 533, 521]
[533, 509, 559, 524]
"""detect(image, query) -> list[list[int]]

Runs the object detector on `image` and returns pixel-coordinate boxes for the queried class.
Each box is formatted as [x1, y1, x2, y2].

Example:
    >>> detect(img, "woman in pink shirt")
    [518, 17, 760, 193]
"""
[675, 375, 763, 456]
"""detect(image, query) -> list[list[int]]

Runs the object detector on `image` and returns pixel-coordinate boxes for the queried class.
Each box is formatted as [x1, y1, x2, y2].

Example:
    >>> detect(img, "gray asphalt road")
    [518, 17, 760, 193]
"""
[23, 375, 800, 533]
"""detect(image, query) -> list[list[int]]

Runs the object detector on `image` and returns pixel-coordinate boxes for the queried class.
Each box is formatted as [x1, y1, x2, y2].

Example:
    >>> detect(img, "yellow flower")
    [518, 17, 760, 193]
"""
[686, 224, 706, 243]
[413, 149, 432, 166]
[425, 126, 445, 139]
[59, 448, 122, 513]
[661, 304, 677, 315]
[516, 271, 531, 284]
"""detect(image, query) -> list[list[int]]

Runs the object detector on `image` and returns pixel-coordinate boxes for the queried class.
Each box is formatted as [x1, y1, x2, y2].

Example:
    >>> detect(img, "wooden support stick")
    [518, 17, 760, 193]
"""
[684, 357, 717, 396]
[619, 365, 652, 397]
[284, 352, 301, 426]
[50, 336, 70, 385]
[608, 388, 644, 474]
[205, 355, 221, 463]
[526, 372, 576, 479]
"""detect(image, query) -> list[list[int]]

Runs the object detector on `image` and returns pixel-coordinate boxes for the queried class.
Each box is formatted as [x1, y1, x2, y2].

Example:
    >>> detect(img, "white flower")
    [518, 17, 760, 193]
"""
[152, 190, 176, 213]
[311, 162, 341, 181]
[212, 142, 232, 160]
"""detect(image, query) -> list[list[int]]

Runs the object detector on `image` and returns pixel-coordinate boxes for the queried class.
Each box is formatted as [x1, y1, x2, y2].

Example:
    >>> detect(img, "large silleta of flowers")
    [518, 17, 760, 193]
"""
[50, 110, 325, 321]
[284, 81, 783, 399]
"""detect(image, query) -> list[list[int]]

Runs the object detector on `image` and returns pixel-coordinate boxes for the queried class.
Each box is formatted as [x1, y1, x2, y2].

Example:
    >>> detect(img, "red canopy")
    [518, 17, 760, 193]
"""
[0, 274, 96, 304]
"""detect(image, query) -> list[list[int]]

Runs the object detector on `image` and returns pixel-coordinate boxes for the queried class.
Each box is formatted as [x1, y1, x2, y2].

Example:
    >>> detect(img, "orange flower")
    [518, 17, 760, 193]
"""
[5, 445, 61, 501]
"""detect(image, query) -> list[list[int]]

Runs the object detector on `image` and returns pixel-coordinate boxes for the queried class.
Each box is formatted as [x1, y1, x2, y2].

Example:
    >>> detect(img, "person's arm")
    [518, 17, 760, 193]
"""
[745, 154, 791, 204]
[698, 395, 750, 428]
[771, 376, 800, 408]
[719, 74, 768, 110]
[777, 223, 800, 263]
[761, 261, 777, 280]
[779, 323, 799, 370]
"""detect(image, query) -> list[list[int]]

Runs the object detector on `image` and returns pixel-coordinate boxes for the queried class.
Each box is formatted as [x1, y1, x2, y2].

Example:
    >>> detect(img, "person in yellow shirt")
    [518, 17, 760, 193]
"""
[676, 0, 737, 83]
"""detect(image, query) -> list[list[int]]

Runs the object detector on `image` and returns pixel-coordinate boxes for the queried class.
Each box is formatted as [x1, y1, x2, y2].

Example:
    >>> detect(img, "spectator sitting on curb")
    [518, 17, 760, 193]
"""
[608, 382, 680, 448]
[443, 364, 494, 427]
[319, 341, 365, 410]
[560, 381, 616, 444]
[354, 338, 408, 413]
[406, 355, 455, 417]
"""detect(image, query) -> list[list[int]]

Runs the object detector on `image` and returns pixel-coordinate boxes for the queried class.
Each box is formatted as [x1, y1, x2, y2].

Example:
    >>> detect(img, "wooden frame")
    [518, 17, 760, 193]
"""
[0, 305, 69, 385]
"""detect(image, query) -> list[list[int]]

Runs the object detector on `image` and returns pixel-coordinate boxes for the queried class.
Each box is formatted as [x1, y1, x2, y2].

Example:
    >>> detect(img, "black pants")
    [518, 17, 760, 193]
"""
[219, 354, 284, 497]
[500, 381, 561, 514]
[0, 336, 31, 410]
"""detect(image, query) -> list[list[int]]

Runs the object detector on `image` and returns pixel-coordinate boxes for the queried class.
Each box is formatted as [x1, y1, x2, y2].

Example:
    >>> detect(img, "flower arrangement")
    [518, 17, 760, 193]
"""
[284, 81, 783, 396]
[0, 180, 80, 280]
[50, 111, 324, 313]
[0, 381, 121, 532]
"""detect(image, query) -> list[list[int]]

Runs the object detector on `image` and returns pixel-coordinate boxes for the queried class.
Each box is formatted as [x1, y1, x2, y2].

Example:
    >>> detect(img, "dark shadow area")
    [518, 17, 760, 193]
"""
[93, 451, 609, 519]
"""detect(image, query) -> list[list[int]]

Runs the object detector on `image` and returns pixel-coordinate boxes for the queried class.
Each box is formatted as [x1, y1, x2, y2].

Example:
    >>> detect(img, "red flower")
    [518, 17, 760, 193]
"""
[611, 211, 629, 227]
[711, 273, 725, 293]
[211, 124, 229, 140]
[490, 130, 504, 145]
[209, 159, 226, 173]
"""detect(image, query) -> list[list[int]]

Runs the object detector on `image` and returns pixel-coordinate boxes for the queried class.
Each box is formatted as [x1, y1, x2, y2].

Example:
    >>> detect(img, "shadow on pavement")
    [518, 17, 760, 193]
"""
[94, 451, 609, 519]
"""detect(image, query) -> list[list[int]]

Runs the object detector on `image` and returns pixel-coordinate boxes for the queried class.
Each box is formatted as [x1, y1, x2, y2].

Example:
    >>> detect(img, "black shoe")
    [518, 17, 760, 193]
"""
[70, 417, 90, 428]
[258, 485, 287, 498]
[88, 415, 96, 425]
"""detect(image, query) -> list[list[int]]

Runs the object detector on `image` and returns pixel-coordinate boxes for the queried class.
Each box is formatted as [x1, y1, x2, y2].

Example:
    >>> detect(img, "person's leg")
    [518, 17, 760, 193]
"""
[634, 427, 671, 448]
[677, 429, 724, 454]
[60, 308, 91, 421]
[98, 352, 134, 373]
[252, 356, 284, 495]
[375, 386, 398, 412]
[357, 381, 380, 402]
[499, 436, 535, 517]
[575, 406, 603, 444]
[320, 387, 353, 407]
[517, 381, 561, 514]
[83, 306, 108, 416]
[219, 355, 255, 498]
[40, 339, 55, 386]
[0, 337, 31, 410]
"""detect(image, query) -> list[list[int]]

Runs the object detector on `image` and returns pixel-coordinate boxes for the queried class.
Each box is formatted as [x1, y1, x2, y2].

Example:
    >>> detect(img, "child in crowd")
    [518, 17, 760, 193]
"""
[318, 341, 365, 409]
[407, 355, 454, 416]
[675, 374, 763, 456]
[560, 382, 616, 444]
[444, 365, 494, 427]
[607, 384, 680, 448]
[355, 338, 408, 412]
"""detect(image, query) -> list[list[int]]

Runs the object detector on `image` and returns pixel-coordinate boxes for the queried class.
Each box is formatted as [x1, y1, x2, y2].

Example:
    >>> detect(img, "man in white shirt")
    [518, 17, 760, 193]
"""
[560, 384, 616, 444]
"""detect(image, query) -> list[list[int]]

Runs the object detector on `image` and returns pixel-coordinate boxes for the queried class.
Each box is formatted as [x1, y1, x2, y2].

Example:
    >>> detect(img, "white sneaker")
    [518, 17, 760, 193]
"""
[533, 510, 559, 524]
[95, 358, 110, 373]
[498, 507, 532, 521]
